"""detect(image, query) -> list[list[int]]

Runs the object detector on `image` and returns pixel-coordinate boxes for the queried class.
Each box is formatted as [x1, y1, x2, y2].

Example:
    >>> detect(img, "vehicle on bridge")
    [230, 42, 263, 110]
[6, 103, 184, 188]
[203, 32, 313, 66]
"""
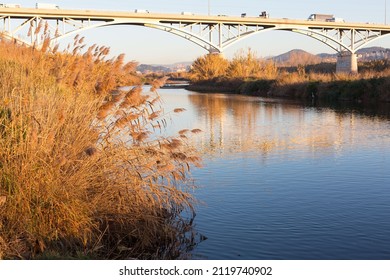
[259, 11, 269, 18]
[134, 9, 149, 13]
[240, 11, 269, 19]
[36, 3, 59, 9]
[308, 14, 333, 21]
[0, 3, 21, 8]
[326, 17, 345, 23]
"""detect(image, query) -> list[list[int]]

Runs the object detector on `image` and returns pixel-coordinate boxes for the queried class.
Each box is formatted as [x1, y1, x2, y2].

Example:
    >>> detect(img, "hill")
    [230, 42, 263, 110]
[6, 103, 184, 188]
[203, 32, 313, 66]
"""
[137, 62, 192, 74]
[137, 47, 390, 73]
[272, 49, 322, 66]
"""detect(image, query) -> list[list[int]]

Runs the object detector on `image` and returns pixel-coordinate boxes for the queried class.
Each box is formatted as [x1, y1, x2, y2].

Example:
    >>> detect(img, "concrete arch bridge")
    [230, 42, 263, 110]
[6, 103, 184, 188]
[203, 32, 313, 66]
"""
[2, 7, 390, 73]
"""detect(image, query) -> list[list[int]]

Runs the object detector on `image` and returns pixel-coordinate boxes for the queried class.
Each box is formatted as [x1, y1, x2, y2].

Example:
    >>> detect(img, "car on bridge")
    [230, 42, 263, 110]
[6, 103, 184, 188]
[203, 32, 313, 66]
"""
[36, 3, 59, 9]
[0, 3, 21, 8]
[134, 9, 149, 13]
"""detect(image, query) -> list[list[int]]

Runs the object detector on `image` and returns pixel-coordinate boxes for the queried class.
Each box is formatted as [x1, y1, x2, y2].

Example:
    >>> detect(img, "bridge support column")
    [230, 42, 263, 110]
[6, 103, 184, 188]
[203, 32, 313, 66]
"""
[208, 49, 224, 59]
[208, 48, 222, 55]
[336, 52, 358, 74]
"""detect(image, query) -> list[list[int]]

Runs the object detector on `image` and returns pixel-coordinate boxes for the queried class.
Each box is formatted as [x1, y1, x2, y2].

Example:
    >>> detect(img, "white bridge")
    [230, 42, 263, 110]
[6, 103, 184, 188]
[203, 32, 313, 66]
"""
[2, 7, 390, 73]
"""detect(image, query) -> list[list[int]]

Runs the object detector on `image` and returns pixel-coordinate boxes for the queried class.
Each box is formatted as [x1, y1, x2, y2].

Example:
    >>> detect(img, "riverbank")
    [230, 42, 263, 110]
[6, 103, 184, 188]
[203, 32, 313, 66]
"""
[187, 51, 390, 103]
[187, 75, 390, 103]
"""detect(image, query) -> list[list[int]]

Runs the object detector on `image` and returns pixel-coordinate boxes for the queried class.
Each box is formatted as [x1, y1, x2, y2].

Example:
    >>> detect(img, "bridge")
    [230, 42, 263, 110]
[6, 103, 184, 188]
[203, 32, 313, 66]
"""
[2, 7, 390, 73]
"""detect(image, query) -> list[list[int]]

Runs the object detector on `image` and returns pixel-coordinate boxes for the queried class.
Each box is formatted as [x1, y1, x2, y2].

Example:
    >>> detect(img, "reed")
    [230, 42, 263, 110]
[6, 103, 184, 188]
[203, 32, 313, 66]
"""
[189, 53, 229, 81]
[189, 50, 390, 102]
[0, 38, 200, 259]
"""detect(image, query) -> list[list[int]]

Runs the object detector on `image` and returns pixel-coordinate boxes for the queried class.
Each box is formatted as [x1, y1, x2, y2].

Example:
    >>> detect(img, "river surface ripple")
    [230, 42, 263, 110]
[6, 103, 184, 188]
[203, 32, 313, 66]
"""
[158, 88, 390, 260]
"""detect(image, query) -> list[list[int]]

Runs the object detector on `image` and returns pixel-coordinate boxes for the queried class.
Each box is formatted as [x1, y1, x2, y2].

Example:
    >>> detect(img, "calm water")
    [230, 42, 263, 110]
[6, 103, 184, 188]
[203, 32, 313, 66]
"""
[158, 88, 390, 260]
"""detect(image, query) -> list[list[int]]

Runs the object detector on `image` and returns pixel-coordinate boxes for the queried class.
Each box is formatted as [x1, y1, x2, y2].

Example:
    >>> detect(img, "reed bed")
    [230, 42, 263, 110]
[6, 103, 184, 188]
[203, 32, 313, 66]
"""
[190, 50, 390, 83]
[189, 50, 390, 102]
[0, 38, 200, 259]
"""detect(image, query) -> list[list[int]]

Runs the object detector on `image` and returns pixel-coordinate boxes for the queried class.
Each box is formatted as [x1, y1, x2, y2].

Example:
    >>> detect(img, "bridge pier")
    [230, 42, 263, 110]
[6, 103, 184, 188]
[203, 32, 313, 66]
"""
[336, 52, 358, 74]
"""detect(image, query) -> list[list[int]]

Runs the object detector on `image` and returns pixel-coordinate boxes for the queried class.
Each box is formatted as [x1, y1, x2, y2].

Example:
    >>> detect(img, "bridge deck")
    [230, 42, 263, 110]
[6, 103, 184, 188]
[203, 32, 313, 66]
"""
[1, 7, 390, 32]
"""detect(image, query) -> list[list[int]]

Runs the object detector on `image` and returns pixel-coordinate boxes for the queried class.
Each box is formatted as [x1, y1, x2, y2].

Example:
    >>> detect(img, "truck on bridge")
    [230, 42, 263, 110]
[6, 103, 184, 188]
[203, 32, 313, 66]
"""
[307, 14, 333, 21]
[259, 11, 269, 18]
[326, 17, 345, 23]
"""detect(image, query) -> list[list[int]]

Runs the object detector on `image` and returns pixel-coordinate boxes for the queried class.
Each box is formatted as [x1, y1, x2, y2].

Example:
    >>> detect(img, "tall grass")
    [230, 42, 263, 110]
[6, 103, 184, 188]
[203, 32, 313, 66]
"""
[190, 49, 277, 82]
[190, 49, 390, 84]
[189, 50, 390, 101]
[0, 38, 200, 259]
[227, 48, 277, 79]
[189, 53, 229, 81]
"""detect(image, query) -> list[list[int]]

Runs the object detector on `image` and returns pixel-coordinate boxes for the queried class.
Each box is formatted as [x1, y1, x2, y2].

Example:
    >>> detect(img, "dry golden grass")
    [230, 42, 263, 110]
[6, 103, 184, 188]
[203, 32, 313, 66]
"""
[190, 49, 390, 87]
[189, 53, 229, 81]
[190, 50, 277, 82]
[227, 48, 277, 79]
[188, 50, 390, 102]
[0, 38, 200, 259]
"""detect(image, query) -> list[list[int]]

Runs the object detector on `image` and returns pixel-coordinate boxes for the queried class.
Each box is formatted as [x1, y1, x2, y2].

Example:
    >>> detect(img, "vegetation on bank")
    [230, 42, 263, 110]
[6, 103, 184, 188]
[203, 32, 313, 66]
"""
[187, 50, 390, 103]
[0, 38, 200, 259]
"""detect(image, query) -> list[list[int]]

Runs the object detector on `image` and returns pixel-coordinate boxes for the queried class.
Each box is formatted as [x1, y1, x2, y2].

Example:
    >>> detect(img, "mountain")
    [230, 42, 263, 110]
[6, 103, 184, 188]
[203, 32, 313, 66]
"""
[271, 49, 322, 66]
[318, 47, 390, 60]
[137, 62, 192, 74]
[137, 64, 171, 73]
[356, 46, 389, 54]
[271, 47, 390, 66]
[356, 47, 390, 61]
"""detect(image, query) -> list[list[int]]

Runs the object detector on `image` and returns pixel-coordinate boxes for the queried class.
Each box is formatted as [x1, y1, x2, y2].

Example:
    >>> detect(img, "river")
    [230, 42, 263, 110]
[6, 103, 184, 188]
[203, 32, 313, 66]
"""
[157, 87, 390, 260]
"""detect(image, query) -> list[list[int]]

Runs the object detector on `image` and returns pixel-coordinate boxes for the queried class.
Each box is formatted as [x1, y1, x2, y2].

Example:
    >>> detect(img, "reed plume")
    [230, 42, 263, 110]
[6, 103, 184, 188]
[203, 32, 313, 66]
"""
[0, 37, 200, 260]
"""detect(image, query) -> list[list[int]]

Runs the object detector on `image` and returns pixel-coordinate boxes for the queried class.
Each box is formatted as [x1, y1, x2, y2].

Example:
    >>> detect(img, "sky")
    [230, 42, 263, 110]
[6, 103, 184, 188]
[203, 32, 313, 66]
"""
[6, 1, 390, 64]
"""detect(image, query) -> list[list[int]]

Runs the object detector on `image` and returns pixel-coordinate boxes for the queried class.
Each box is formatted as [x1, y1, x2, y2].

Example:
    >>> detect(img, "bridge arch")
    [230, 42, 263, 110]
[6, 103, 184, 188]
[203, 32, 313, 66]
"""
[49, 19, 383, 58]
[45, 20, 389, 74]
[49, 20, 356, 56]
[51, 19, 223, 53]
[217, 26, 352, 54]
[353, 32, 390, 52]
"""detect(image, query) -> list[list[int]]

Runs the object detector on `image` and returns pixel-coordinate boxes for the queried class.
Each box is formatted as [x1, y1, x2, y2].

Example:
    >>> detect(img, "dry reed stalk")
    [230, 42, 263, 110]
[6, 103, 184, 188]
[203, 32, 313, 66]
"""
[0, 38, 200, 260]
[173, 108, 186, 113]
[191, 129, 202, 134]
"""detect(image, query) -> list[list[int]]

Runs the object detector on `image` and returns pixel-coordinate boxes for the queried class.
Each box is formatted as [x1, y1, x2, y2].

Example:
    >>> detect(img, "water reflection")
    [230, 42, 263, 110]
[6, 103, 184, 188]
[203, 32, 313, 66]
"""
[159, 89, 390, 260]
[307, 98, 390, 119]
[186, 93, 390, 159]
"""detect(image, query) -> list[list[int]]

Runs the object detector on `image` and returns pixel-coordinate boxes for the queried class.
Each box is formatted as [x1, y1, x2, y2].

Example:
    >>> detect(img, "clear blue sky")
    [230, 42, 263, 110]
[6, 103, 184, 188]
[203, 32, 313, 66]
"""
[11, 1, 390, 64]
